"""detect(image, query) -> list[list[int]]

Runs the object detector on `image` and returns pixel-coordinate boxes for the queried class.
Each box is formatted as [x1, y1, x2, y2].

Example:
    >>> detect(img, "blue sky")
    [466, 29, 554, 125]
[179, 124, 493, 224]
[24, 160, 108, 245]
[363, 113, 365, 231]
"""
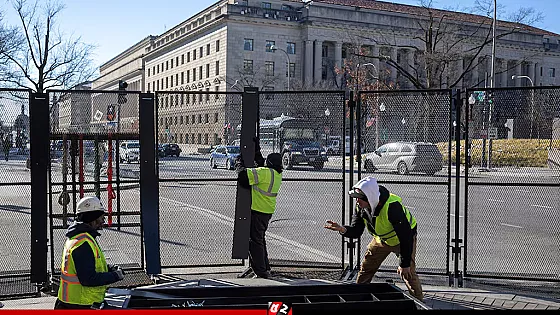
[2, 0, 559, 73]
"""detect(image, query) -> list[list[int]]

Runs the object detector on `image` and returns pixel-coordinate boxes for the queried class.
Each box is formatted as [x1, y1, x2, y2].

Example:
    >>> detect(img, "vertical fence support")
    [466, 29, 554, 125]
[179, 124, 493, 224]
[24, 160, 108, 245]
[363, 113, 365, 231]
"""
[232, 87, 258, 260]
[347, 91, 356, 271]
[139, 92, 161, 275]
[30, 93, 49, 284]
[451, 89, 463, 287]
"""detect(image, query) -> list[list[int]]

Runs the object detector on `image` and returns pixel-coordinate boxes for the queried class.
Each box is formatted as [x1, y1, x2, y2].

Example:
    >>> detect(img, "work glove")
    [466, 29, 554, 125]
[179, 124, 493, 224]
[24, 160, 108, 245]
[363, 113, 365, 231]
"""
[108, 264, 120, 272]
[114, 268, 124, 281]
[235, 154, 245, 174]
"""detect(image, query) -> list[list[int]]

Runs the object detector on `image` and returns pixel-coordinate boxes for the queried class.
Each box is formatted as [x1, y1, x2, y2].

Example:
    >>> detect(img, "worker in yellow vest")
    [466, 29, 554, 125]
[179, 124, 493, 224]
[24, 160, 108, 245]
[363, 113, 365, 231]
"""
[236, 148, 283, 279]
[54, 196, 124, 309]
[324, 176, 423, 301]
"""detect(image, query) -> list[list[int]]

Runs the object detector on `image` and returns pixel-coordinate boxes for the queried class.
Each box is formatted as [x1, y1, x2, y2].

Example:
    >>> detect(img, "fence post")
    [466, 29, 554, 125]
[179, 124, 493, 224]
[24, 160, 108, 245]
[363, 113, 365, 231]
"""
[451, 89, 463, 287]
[347, 91, 356, 271]
[232, 87, 258, 259]
[30, 92, 49, 284]
[139, 92, 161, 275]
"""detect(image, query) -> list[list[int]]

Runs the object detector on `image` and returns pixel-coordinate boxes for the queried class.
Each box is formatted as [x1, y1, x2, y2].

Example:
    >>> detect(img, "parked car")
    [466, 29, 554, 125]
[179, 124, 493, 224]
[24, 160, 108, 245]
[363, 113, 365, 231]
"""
[157, 144, 165, 157]
[363, 142, 443, 175]
[161, 143, 181, 157]
[119, 141, 140, 163]
[210, 145, 241, 170]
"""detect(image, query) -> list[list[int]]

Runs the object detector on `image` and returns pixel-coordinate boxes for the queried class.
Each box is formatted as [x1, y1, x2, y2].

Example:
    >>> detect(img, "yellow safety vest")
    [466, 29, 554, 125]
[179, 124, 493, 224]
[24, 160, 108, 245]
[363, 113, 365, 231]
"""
[246, 167, 282, 214]
[362, 194, 417, 246]
[57, 232, 108, 306]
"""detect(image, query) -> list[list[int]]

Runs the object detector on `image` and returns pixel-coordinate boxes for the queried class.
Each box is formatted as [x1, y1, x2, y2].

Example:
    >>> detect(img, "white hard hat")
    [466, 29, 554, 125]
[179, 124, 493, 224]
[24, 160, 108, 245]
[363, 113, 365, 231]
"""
[76, 196, 105, 214]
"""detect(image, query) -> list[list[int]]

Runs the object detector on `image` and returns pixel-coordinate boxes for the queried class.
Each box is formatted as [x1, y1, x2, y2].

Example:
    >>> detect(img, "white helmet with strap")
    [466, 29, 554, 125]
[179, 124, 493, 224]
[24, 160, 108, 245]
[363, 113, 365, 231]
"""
[76, 196, 105, 214]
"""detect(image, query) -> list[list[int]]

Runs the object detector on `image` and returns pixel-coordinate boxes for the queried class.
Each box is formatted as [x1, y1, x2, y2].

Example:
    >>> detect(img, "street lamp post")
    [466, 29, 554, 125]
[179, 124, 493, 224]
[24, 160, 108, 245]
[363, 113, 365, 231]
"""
[270, 45, 291, 91]
[324, 108, 330, 147]
[512, 75, 535, 139]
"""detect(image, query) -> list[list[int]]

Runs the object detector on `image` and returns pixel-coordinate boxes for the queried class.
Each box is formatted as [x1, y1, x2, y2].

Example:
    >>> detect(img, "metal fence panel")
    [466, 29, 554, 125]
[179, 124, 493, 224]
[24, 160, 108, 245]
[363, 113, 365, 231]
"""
[258, 91, 346, 268]
[465, 87, 560, 281]
[155, 92, 244, 267]
[356, 90, 453, 275]
[0, 89, 37, 298]
[47, 90, 144, 278]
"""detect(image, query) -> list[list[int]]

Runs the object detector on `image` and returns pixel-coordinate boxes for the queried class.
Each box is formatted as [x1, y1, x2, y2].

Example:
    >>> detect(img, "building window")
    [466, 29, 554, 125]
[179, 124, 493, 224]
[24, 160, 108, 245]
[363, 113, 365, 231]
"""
[176, 56, 179, 66]
[166, 77, 169, 89]
[322, 64, 328, 80]
[287, 62, 295, 77]
[322, 45, 328, 58]
[181, 54, 185, 64]
[171, 59, 174, 69]
[216, 60, 220, 75]
[174, 116, 178, 125]
[262, 2, 271, 9]
[287, 42, 296, 54]
[156, 80, 160, 90]
[197, 134, 201, 144]
[244, 38, 254, 51]
[185, 115, 189, 124]
[207, 44, 211, 55]
[216, 40, 220, 52]
[180, 116, 184, 124]
[193, 68, 196, 81]
[193, 49, 197, 60]
[204, 134, 209, 145]
[198, 114, 202, 123]
[215, 86, 219, 99]
[157, 64, 160, 73]
[187, 70, 190, 83]
[166, 61, 169, 70]
[200, 47, 203, 58]
[187, 52, 191, 62]
[147, 82, 151, 91]
[176, 73, 179, 86]
[214, 112, 219, 123]
[192, 115, 195, 124]
[186, 94, 190, 104]
[170, 75, 173, 87]
[549, 68, 556, 78]
[266, 40, 275, 52]
[205, 113, 209, 123]
[342, 46, 348, 59]
[199, 93, 203, 103]
[148, 68, 151, 77]
[265, 61, 275, 76]
[243, 59, 253, 73]
[264, 86, 274, 99]
[206, 64, 210, 78]
[181, 72, 184, 84]
[199, 66, 203, 80]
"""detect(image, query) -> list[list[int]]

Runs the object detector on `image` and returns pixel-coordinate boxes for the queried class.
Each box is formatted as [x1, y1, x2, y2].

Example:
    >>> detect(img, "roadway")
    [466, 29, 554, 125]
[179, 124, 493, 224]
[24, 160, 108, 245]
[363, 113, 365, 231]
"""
[0, 154, 558, 280]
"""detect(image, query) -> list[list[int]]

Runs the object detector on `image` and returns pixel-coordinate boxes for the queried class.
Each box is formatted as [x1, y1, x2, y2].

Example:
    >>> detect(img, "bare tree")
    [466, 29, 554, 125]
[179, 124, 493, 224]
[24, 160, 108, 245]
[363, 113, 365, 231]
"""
[1, 0, 96, 92]
[224, 63, 284, 92]
[355, 0, 544, 90]
[0, 11, 23, 85]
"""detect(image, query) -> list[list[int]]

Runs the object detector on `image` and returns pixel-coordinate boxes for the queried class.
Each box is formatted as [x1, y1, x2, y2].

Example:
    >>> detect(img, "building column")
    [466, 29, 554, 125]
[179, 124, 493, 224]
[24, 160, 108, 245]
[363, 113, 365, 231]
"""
[334, 42, 342, 86]
[372, 46, 380, 74]
[514, 61, 522, 86]
[500, 59, 509, 87]
[405, 49, 414, 89]
[471, 57, 479, 88]
[314, 40, 323, 84]
[389, 47, 397, 84]
[304, 40, 313, 85]
[487, 58, 494, 87]
[534, 62, 541, 86]
[456, 58, 464, 90]
[528, 62, 536, 87]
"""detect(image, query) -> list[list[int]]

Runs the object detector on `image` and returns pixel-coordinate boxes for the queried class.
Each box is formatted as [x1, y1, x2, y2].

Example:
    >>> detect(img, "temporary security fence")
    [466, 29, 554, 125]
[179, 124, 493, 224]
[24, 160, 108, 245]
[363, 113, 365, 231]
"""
[1, 86, 559, 300]
[0, 88, 37, 299]
[464, 87, 560, 282]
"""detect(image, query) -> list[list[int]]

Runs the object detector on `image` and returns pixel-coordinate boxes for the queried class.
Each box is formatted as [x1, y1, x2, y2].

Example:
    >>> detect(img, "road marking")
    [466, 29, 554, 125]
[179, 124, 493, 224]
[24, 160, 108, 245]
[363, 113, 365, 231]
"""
[146, 192, 341, 263]
[488, 199, 505, 203]
[501, 223, 523, 229]
[531, 205, 553, 209]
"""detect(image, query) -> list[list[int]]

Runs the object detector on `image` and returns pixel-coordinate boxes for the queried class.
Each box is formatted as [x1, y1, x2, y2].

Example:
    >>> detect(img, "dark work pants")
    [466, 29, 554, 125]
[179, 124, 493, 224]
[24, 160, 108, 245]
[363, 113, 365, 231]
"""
[249, 210, 272, 276]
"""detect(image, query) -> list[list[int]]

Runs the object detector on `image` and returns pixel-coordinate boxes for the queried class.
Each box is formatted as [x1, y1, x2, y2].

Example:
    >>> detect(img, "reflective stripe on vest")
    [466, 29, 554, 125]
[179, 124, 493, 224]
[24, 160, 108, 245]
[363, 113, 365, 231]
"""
[363, 194, 417, 246]
[247, 167, 282, 214]
[58, 232, 108, 305]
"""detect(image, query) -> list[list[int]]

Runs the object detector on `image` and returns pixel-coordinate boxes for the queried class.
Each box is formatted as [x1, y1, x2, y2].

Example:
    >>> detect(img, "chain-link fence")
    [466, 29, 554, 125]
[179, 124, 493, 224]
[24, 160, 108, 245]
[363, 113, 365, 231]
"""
[465, 87, 560, 281]
[47, 90, 144, 279]
[0, 89, 37, 298]
[258, 91, 346, 267]
[355, 90, 454, 276]
[155, 91, 245, 268]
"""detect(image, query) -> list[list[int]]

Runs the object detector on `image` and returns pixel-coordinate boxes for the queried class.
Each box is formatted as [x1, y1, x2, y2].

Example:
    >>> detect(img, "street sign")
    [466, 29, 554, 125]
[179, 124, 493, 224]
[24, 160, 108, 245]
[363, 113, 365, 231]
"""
[488, 127, 498, 139]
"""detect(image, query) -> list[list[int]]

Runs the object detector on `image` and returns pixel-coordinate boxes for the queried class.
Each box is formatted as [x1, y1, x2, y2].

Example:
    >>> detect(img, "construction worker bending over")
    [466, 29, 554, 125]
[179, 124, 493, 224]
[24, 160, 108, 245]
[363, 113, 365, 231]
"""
[236, 147, 283, 279]
[54, 196, 124, 309]
[324, 176, 423, 301]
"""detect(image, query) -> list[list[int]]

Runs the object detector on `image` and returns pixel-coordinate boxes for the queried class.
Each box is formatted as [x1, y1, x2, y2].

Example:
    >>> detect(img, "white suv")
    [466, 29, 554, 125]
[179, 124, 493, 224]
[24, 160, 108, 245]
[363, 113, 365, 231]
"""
[119, 141, 140, 163]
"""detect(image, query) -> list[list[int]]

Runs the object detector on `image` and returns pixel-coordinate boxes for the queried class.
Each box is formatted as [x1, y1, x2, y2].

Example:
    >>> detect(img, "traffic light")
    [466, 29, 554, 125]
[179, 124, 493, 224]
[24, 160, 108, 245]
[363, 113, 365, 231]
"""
[118, 80, 128, 104]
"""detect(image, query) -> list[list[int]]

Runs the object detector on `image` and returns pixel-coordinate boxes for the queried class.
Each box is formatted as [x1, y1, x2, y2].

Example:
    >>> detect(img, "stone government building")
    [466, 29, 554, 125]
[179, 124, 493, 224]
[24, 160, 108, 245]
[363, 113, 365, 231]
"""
[91, 0, 560, 147]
